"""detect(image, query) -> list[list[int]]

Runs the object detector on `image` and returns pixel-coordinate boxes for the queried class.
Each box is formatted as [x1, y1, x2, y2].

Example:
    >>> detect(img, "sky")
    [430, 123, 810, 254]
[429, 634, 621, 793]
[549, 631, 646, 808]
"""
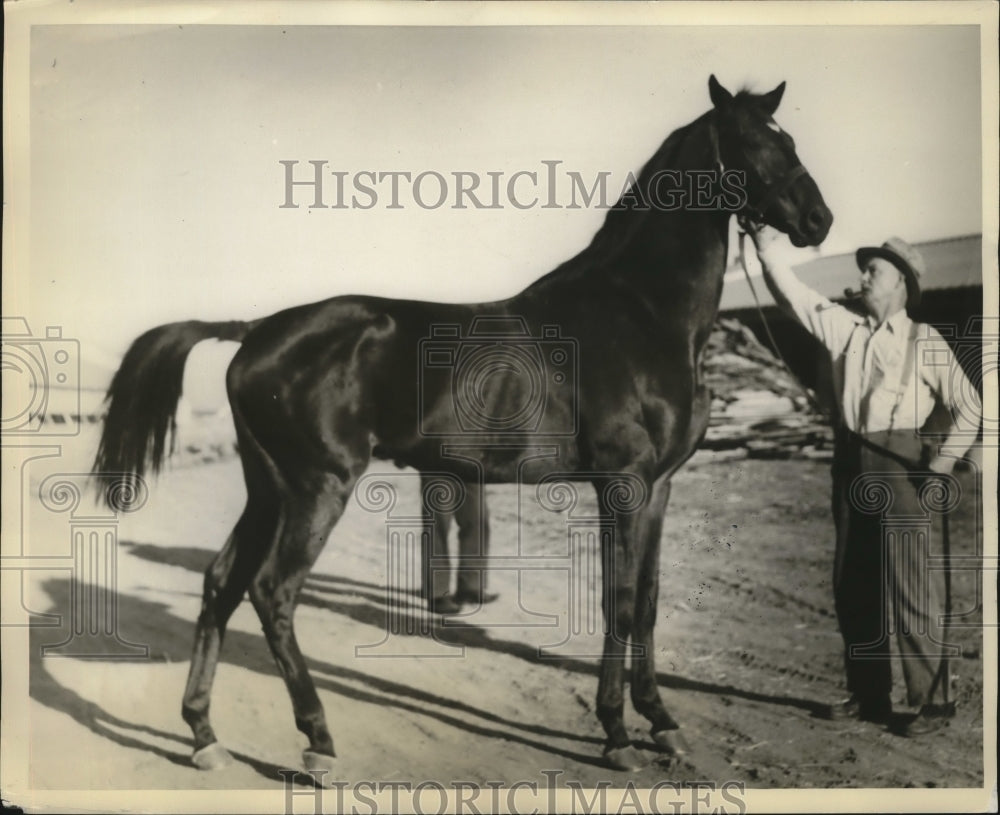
[7, 13, 989, 380]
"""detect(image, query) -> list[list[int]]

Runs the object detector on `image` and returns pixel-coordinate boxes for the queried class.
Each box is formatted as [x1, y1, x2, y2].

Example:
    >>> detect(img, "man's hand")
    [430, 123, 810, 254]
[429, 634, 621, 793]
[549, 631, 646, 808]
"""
[918, 456, 958, 509]
[925, 455, 956, 476]
[744, 223, 784, 266]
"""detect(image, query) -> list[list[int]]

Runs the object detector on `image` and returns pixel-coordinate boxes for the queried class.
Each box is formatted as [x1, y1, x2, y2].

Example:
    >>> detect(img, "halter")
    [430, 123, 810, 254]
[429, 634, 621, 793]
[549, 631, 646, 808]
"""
[711, 116, 823, 413]
[708, 117, 808, 227]
[740, 163, 808, 225]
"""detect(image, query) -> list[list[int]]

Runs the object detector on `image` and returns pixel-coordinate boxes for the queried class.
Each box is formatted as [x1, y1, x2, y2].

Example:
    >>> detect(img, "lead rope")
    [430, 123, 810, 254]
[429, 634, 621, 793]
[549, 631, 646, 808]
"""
[734, 220, 825, 414]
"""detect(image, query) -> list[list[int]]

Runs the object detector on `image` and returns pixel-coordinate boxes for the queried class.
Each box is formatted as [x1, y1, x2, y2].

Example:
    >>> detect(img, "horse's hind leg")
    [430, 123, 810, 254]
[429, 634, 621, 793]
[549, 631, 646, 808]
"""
[181, 465, 278, 768]
[247, 472, 354, 780]
[628, 475, 686, 756]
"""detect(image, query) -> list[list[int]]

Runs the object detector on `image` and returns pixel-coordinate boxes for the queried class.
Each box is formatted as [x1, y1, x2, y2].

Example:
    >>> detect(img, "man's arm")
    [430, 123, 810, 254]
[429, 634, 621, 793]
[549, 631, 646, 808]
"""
[746, 225, 857, 354]
[748, 226, 812, 316]
[921, 329, 983, 473]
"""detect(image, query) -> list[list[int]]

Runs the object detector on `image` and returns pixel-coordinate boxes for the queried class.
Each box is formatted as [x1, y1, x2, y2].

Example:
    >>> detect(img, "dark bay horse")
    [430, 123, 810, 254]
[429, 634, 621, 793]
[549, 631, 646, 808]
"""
[94, 75, 832, 774]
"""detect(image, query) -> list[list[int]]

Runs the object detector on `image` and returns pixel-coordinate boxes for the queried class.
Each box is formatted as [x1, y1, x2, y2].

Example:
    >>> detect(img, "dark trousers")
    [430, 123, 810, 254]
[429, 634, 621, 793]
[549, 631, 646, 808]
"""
[831, 429, 949, 708]
[420, 478, 490, 601]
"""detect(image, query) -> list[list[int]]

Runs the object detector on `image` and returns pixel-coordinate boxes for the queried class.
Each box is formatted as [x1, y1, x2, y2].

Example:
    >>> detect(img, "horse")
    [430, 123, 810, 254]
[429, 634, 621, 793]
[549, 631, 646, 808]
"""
[94, 75, 832, 775]
[418, 474, 495, 613]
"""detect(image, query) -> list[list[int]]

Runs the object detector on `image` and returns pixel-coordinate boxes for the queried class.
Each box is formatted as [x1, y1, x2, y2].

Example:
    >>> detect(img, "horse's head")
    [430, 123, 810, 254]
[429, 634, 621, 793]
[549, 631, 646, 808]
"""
[709, 75, 833, 247]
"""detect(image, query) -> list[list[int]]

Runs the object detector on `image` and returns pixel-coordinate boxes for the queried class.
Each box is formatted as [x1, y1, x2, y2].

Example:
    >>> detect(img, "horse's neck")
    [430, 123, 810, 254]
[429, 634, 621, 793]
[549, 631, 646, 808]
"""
[613, 210, 730, 347]
[619, 210, 730, 286]
[524, 115, 731, 345]
[594, 117, 731, 315]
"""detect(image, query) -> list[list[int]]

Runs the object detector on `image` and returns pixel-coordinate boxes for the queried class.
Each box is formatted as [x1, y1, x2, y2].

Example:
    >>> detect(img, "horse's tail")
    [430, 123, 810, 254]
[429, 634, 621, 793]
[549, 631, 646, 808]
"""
[93, 320, 256, 499]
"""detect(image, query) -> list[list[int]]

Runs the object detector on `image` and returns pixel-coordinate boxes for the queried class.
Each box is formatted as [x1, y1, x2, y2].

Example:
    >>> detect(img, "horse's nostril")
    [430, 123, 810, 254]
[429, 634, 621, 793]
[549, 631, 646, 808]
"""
[807, 207, 827, 229]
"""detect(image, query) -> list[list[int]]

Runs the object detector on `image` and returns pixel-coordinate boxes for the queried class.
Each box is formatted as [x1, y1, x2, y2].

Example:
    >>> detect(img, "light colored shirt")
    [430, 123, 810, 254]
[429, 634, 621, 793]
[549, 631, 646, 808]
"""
[773, 274, 977, 435]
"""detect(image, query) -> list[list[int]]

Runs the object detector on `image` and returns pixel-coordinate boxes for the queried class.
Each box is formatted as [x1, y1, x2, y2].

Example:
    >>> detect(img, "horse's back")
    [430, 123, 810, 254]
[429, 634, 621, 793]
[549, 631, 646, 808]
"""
[223, 286, 705, 483]
[222, 294, 505, 468]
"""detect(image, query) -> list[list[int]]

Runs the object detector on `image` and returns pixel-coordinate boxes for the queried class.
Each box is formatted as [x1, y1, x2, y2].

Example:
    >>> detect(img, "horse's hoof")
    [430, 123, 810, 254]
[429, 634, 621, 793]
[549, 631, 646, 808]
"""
[651, 728, 689, 756]
[191, 742, 233, 770]
[303, 750, 338, 786]
[603, 744, 646, 772]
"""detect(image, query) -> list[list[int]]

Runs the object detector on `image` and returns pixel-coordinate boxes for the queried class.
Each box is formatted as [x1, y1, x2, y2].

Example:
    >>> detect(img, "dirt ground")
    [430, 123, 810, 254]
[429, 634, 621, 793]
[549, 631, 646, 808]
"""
[20, 435, 987, 799]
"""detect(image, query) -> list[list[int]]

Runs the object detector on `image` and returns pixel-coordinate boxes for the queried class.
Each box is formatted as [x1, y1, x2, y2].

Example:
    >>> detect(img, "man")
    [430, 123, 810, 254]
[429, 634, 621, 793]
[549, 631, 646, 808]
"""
[748, 226, 981, 737]
[420, 476, 499, 615]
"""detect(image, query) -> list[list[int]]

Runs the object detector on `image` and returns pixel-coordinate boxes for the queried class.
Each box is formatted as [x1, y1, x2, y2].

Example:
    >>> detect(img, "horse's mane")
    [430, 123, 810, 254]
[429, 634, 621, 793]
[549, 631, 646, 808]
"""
[588, 110, 715, 256]
[523, 110, 716, 293]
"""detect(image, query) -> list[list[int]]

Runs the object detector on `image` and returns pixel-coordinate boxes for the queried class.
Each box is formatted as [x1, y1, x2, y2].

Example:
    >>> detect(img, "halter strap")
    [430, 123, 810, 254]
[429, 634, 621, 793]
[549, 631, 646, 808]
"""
[710, 117, 808, 224]
[740, 163, 808, 223]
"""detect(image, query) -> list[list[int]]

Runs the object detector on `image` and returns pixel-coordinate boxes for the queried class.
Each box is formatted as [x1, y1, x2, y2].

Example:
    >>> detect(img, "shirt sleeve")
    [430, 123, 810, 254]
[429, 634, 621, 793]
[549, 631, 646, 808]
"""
[765, 267, 860, 357]
[917, 325, 983, 435]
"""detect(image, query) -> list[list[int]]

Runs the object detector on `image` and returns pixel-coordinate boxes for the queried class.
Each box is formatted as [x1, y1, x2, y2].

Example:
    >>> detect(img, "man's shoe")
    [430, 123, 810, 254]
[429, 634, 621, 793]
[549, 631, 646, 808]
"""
[823, 694, 892, 724]
[453, 590, 500, 606]
[824, 696, 861, 720]
[428, 594, 462, 615]
[900, 703, 955, 737]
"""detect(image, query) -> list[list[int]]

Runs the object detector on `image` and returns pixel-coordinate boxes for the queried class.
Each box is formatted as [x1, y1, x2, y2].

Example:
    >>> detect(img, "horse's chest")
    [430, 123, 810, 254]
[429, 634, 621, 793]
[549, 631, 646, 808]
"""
[633, 375, 711, 461]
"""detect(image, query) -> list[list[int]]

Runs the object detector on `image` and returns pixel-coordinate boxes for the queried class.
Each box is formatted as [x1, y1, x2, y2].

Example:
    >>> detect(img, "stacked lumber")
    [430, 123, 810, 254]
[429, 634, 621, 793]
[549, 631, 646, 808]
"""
[702, 318, 833, 460]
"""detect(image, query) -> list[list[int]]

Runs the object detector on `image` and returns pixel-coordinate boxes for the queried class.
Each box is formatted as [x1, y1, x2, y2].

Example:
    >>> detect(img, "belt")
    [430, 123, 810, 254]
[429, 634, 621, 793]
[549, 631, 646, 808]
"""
[836, 426, 928, 473]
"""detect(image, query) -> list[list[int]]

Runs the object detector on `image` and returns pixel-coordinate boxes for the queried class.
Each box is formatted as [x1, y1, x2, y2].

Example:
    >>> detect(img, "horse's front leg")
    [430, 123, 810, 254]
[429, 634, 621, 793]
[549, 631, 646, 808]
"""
[595, 477, 646, 771]
[629, 474, 687, 757]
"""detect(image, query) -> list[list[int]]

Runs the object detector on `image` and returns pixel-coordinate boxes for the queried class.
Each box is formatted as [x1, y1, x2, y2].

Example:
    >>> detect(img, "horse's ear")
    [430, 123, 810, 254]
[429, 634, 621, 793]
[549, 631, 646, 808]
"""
[708, 74, 733, 109]
[759, 81, 786, 116]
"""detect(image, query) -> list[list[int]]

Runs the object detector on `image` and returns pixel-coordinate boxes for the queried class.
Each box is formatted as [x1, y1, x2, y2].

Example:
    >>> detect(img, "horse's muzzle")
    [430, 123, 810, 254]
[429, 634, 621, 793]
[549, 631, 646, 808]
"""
[792, 204, 833, 247]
